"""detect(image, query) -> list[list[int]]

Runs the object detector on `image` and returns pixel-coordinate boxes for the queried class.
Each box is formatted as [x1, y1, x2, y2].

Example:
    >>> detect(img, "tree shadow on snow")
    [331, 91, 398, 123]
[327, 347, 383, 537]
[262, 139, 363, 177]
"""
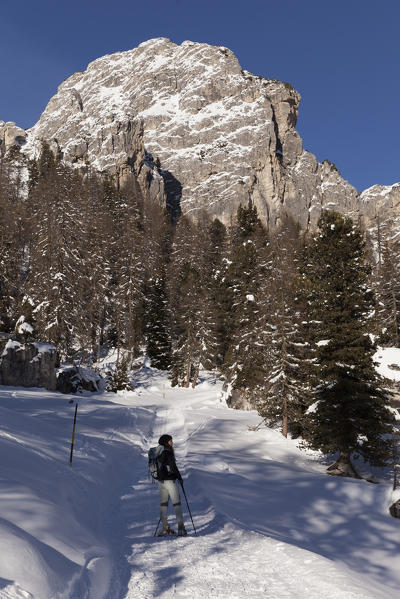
[184, 422, 400, 592]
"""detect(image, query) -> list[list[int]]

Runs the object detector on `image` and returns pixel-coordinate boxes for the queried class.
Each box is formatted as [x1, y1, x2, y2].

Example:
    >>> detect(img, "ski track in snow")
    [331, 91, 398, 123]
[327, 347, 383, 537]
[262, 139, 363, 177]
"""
[0, 372, 399, 598]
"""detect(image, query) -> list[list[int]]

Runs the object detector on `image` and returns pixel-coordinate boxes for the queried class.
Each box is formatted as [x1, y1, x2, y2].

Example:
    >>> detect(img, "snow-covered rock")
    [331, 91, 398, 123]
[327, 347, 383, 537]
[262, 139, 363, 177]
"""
[56, 364, 102, 394]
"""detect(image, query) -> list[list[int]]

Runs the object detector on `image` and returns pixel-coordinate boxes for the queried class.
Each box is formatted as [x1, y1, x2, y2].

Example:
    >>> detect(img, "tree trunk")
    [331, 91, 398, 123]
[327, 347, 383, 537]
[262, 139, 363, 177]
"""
[282, 397, 288, 438]
[100, 306, 106, 346]
[128, 299, 135, 357]
[116, 311, 121, 364]
[91, 323, 97, 358]
[191, 365, 199, 389]
[391, 287, 399, 347]
[281, 331, 288, 438]
[185, 361, 191, 388]
[327, 451, 362, 479]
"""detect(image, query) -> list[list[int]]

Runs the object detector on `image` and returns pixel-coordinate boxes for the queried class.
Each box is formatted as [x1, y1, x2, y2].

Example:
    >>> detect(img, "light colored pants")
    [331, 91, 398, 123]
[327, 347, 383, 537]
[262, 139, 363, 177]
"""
[158, 479, 184, 527]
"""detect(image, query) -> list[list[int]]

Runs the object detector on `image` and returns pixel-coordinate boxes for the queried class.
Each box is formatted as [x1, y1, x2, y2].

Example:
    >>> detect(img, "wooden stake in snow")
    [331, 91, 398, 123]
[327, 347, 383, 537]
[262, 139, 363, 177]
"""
[163, 384, 166, 401]
[389, 434, 400, 518]
[69, 403, 78, 466]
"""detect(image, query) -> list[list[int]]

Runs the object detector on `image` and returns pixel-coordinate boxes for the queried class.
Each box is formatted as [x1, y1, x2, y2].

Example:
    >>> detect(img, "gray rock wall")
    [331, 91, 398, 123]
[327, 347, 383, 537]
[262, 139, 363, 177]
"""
[0, 341, 58, 390]
[0, 121, 27, 155]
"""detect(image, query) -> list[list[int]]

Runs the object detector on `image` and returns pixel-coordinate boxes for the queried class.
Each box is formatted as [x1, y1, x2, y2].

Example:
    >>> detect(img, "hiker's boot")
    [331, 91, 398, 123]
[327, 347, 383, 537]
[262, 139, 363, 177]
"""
[177, 522, 187, 536]
[158, 524, 175, 537]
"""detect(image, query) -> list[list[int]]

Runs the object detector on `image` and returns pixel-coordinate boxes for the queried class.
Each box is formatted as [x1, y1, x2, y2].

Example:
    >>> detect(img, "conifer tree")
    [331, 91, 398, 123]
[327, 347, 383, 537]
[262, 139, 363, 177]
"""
[26, 156, 86, 357]
[145, 268, 171, 370]
[168, 216, 217, 387]
[115, 181, 146, 359]
[101, 179, 146, 361]
[142, 198, 172, 369]
[367, 214, 400, 348]
[76, 172, 111, 360]
[257, 219, 311, 437]
[0, 152, 30, 331]
[374, 239, 400, 346]
[107, 356, 132, 392]
[365, 214, 393, 345]
[203, 218, 230, 365]
[301, 210, 395, 476]
[222, 203, 267, 396]
[15, 296, 37, 343]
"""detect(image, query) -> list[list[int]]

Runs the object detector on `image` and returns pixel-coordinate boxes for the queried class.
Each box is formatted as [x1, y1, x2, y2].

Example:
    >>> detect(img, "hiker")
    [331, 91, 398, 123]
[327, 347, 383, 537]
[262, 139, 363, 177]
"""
[157, 434, 187, 536]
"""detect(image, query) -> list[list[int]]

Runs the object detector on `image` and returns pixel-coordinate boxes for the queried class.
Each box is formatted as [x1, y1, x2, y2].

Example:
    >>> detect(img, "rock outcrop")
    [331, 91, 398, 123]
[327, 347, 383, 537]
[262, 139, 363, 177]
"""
[389, 498, 400, 518]
[0, 340, 58, 390]
[0, 121, 27, 155]
[56, 365, 102, 394]
[359, 183, 400, 228]
[5, 37, 397, 229]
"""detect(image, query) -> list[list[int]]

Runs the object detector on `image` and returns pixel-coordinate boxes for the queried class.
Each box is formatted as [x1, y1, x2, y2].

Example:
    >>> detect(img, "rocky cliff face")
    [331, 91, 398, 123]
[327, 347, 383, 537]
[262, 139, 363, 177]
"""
[3, 38, 397, 229]
[0, 338, 58, 390]
[359, 183, 400, 226]
[0, 121, 27, 154]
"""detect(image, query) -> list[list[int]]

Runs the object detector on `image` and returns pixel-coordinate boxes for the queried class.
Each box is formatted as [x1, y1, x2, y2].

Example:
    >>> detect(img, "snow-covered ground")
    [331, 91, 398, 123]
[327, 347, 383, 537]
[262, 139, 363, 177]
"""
[0, 367, 399, 598]
[374, 345, 400, 383]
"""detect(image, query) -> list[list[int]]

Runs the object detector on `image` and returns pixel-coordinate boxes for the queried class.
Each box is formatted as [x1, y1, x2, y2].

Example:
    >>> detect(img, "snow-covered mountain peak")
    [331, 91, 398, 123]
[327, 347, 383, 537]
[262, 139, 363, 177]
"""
[6, 37, 396, 229]
[22, 38, 310, 224]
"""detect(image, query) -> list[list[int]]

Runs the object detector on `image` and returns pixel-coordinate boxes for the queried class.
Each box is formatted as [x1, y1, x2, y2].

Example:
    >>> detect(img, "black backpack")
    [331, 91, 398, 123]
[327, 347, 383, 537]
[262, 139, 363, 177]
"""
[148, 445, 164, 480]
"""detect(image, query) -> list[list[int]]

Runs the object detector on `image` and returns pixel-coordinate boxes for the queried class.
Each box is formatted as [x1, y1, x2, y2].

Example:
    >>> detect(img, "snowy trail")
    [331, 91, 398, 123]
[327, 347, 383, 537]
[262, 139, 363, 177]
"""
[0, 375, 399, 598]
[99, 383, 394, 599]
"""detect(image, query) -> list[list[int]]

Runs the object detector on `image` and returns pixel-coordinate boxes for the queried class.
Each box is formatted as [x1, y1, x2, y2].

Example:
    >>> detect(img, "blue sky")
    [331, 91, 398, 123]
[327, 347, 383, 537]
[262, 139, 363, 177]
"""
[1, 0, 399, 192]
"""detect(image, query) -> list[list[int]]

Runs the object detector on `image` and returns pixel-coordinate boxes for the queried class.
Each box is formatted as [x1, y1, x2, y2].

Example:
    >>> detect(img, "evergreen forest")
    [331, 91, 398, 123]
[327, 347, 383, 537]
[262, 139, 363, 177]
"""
[0, 144, 398, 475]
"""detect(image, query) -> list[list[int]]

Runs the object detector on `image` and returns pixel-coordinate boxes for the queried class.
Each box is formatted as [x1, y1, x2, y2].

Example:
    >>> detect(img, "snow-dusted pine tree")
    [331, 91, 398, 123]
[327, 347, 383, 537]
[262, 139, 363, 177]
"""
[26, 152, 86, 357]
[367, 213, 400, 347]
[101, 178, 145, 361]
[145, 268, 171, 370]
[301, 210, 395, 477]
[0, 149, 29, 331]
[75, 172, 111, 360]
[222, 203, 267, 398]
[168, 216, 218, 387]
[203, 218, 231, 366]
[374, 240, 400, 346]
[257, 219, 311, 437]
[107, 355, 132, 392]
[14, 296, 37, 343]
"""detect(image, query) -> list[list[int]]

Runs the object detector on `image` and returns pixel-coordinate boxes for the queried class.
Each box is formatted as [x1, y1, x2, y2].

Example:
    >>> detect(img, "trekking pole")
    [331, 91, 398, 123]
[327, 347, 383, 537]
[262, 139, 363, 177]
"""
[179, 481, 197, 535]
[69, 403, 78, 466]
[153, 517, 161, 537]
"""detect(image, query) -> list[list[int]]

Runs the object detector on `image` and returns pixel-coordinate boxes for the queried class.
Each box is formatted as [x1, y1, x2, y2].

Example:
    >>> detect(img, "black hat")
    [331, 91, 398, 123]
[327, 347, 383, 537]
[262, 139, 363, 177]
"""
[158, 434, 172, 446]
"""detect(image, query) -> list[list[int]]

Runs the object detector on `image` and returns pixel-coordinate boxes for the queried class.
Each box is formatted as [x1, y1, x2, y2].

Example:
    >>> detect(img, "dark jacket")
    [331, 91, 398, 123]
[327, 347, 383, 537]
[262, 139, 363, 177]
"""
[158, 446, 182, 482]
